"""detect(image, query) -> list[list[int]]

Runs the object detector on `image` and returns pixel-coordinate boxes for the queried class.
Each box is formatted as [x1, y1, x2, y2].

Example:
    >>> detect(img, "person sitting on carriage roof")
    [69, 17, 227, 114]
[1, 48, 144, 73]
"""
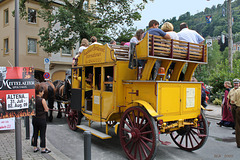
[177, 22, 205, 44]
[72, 38, 89, 67]
[143, 20, 171, 80]
[143, 20, 171, 39]
[90, 36, 102, 45]
[161, 22, 179, 40]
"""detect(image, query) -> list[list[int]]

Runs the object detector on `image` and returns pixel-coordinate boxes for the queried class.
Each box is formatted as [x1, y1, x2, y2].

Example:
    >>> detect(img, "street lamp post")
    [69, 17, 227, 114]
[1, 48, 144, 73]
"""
[207, 0, 233, 71]
[227, 0, 233, 71]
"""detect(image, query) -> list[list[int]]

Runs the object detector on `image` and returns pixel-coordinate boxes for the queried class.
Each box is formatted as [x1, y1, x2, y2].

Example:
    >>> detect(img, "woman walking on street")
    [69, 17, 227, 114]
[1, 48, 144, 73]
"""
[31, 84, 51, 153]
[217, 81, 234, 127]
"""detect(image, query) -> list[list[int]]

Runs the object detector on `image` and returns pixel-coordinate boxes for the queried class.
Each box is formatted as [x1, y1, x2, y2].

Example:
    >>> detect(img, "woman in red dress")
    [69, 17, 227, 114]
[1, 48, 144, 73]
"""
[217, 81, 234, 127]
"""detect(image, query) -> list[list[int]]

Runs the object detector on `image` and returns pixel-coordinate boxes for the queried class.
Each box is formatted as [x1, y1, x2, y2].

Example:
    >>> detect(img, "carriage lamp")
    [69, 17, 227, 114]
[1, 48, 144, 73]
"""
[157, 67, 165, 80]
[158, 119, 164, 125]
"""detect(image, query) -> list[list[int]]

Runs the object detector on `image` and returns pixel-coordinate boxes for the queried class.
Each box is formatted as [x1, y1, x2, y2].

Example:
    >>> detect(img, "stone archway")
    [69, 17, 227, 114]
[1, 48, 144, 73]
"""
[52, 70, 66, 81]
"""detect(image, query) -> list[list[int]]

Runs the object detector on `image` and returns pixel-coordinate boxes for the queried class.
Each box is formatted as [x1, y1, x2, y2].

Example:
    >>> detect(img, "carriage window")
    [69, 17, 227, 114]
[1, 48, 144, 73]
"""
[85, 66, 93, 98]
[72, 68, 82, 89]
[104, 66, 113, 92]
[94, 67, 101, 90]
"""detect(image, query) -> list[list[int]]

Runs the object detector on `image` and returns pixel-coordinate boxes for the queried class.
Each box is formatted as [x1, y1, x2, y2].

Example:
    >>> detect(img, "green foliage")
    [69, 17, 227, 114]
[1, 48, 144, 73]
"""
[194, 38, 240, 99]
[19, 0, 153, 53]
[115, 27, 136, 43]
[204, 58, 240, 95]
[164, 0, 240, 38]
[212, 98, 222, 105]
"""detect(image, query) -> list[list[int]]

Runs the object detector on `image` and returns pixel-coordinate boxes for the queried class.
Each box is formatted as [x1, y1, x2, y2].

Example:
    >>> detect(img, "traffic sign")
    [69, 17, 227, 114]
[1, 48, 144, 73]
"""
[206, 39, 212, 47]
[43, 72, 50, 79]
[44, 58, 50, 64]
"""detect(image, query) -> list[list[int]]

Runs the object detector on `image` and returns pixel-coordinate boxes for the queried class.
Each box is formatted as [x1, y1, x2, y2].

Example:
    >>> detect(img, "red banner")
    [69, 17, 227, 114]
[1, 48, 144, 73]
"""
[0, 67, 35, 119]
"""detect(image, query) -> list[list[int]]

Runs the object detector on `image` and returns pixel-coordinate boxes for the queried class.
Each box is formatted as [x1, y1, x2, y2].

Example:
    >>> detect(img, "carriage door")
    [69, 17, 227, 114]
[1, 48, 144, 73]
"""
[92, 67, 101, 120]
[71, 67, 82, 111]
[101, 66, 114, 119]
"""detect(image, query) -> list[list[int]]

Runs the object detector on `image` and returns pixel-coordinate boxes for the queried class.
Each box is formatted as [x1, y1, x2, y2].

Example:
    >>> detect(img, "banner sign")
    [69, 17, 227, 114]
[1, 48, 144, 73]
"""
[0, 67, 35, 119]
[206, 16, 212, 23]
[0, 118, 15, 130]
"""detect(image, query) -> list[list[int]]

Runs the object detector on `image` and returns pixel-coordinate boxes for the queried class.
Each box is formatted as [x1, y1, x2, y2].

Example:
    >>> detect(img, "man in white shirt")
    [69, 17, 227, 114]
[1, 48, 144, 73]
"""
[177, 22, 205, 44]
[90, 36, 102, 45]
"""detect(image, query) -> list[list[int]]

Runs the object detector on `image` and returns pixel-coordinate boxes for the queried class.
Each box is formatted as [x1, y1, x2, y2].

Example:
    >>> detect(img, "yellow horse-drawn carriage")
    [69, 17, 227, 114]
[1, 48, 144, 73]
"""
[69, 33, 208, 160]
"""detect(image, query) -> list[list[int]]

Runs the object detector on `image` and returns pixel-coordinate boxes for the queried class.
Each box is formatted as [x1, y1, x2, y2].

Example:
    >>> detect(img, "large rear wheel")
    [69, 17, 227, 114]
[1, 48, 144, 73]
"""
[170, 112, 209, 151]
[119, 106, 158, 160]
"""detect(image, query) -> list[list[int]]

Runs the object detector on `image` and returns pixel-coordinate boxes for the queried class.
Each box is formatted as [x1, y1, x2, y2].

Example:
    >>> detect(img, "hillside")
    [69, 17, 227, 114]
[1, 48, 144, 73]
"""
[162, 0, 240, 38]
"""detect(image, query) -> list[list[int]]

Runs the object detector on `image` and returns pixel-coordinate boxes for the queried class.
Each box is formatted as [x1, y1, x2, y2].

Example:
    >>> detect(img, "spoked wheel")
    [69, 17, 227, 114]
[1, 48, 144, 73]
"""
[119, 106, 158, 160]
[67, 109, 79, 131]
[64, 103, 71, 117]
[170, 112, 209, 151]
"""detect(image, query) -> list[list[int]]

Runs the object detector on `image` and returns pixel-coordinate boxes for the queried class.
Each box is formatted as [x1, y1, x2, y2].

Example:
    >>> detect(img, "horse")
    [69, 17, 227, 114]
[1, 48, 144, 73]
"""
[53, 79, 72, 118]
[35, 79, 56, 122]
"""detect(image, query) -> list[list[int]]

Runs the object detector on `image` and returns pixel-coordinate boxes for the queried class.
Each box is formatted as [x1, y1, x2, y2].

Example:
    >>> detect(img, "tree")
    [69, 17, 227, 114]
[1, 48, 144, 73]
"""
[19, 0, 153, 53]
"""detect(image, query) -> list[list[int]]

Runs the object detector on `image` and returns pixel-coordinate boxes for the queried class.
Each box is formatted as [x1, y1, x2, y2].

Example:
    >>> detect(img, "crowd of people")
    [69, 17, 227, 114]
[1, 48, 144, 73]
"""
[216, 79, 240, 148]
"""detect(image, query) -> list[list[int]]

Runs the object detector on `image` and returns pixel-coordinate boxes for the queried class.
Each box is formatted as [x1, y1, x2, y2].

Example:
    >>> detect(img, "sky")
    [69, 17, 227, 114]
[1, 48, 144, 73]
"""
[133, 0, 226, 29]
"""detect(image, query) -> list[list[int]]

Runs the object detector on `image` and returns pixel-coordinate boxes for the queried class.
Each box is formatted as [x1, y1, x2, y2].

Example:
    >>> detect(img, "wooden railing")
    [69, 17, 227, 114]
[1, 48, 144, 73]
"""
[148, 34, 207, 63]
[109, 45, 129, 60]
[108, 34, 207, 63]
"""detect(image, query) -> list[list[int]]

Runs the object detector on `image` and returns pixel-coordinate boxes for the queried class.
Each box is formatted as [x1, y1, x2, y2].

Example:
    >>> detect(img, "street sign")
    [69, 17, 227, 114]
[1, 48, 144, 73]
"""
[206, 39, 212, 47]
[44, 58, 50, 65]
[43, 72, 50, 80]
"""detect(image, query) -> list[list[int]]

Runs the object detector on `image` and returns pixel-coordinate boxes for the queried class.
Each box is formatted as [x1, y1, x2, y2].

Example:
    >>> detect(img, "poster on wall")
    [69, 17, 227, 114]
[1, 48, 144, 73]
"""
[0, 118, 15, 130]
[0, 67, 35, 119]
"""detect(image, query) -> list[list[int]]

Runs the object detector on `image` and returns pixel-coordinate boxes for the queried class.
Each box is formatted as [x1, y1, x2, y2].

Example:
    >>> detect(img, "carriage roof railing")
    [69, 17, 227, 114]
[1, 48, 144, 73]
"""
[135, 33, 207, 64]
[108, 33, 207, 64]
[78, 34, 207, 66]
[109, 44, 130, 60]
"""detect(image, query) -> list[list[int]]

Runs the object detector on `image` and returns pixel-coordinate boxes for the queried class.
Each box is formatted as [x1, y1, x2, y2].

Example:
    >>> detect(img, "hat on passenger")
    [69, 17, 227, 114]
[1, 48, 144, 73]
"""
[233, 78, 240, 83]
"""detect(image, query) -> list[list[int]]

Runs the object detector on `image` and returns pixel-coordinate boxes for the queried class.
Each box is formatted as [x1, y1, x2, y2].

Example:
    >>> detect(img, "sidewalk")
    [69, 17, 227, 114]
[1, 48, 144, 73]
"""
[0, 118, 70, 160]
[205, 103, 222, 120]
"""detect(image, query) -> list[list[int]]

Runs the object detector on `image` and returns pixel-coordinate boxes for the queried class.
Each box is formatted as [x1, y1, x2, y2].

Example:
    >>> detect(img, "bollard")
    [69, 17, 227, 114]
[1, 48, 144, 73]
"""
[15, 117, 22, 160]
[83, 131, 91, 160]
[25, 116, 30, 139]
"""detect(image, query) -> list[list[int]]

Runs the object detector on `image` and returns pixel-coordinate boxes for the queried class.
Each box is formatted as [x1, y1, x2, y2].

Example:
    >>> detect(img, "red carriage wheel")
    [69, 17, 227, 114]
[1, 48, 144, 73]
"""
[67, 109, 79, 131]
[170, 112, 209, 151]
[65, 103, 71, 117]
[119, 106, 158, 160]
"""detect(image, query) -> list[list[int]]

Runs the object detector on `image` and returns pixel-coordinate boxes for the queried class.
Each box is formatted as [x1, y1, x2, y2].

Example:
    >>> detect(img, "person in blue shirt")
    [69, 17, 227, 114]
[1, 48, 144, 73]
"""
[144, 20, 171, 39]
[143, 20, 170, 80]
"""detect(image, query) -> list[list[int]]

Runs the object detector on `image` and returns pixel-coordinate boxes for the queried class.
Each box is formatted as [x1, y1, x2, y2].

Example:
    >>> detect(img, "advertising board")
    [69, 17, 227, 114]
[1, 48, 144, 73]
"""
[0, 67, 35, 119]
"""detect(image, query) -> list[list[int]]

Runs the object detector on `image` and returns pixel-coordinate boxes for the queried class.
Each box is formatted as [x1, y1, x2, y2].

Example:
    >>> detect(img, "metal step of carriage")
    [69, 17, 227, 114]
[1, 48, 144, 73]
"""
[77, 125, 112, 139]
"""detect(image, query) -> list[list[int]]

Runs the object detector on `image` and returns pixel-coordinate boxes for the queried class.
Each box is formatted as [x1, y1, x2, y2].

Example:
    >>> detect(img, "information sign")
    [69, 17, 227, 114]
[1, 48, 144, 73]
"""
[0, 118, 15, 130]
[44, 58, 50, 64]
[0, 67, 35, 119]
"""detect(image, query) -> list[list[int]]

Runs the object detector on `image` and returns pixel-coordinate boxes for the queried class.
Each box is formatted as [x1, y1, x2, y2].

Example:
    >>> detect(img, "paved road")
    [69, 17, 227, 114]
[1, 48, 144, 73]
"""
[47, 113, 240, 160]
[1, 104, 238, 160]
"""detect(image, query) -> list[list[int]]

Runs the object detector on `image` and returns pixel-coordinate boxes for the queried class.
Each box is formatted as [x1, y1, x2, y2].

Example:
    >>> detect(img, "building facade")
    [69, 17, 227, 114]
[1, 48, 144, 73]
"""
[0, 0, 95, 82]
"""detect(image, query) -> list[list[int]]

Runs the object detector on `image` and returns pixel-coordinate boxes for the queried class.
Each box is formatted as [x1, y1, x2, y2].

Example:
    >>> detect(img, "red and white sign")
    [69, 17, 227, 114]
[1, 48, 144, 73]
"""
[43, 72, 50, 80]
[0, 118, 15, 130]
[0, 67, 35, 119]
